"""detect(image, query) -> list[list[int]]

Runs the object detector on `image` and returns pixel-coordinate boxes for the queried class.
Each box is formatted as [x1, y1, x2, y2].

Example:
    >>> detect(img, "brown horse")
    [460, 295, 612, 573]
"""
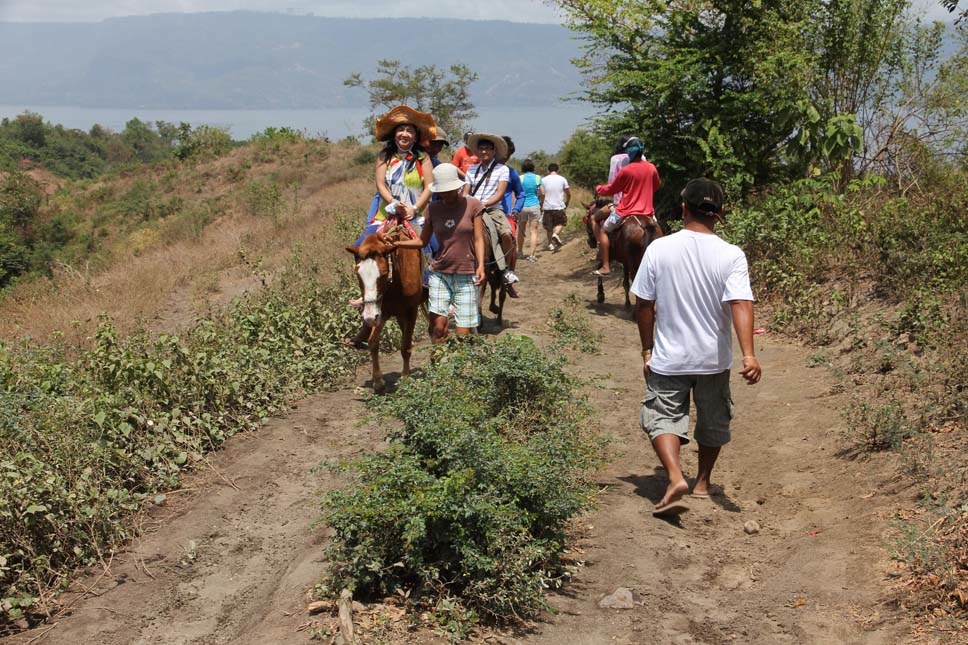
[345, 227, 424, 392]
[478, 226, 515, 330]
[584, 198, 663, 307]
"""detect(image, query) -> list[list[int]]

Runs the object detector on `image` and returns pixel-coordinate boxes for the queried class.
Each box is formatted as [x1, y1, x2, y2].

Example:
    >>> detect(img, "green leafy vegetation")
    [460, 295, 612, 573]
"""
[722, 170, 968, 624]
[548, 293, 602, 354]
[321, 336, 606, 633]
[344, 59, 479, 139]
[555, 0, 968, 204]
[0, 257, 362, 627]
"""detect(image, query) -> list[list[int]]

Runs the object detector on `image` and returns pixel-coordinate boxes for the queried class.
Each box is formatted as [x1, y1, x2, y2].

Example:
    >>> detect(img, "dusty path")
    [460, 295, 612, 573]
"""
[6, 233, 904, 644]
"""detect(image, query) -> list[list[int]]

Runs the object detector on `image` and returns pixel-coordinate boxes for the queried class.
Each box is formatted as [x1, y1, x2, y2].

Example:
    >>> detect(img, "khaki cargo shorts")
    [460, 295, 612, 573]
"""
[640, 370, 734, 447]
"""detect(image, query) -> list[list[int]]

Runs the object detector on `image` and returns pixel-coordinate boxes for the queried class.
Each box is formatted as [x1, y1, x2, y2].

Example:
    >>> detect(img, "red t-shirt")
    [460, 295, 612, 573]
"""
[596, 160, 660, 217]
[451, 146, 480, 174]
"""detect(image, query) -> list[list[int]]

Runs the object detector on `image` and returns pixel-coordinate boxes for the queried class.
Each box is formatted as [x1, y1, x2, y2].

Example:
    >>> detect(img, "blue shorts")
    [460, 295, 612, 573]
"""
[428, 272, 479, 329]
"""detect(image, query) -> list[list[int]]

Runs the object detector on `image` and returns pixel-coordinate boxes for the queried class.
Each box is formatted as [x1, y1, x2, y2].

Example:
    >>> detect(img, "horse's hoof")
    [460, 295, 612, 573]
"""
[597, 294, 605, 304]
[373, 378, 386, 394]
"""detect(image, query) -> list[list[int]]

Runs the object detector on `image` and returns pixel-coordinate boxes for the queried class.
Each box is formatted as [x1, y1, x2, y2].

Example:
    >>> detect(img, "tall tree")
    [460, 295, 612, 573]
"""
[555, 0, 817, 202]
[344, 60, 478, 141]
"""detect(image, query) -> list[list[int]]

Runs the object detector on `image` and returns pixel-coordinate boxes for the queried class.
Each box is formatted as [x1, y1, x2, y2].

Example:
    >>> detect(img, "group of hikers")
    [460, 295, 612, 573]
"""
[346, 104, 762, 518]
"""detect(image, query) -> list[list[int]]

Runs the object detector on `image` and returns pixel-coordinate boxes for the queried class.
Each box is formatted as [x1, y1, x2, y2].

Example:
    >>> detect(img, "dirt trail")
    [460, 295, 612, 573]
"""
[6, 233, 904, 644]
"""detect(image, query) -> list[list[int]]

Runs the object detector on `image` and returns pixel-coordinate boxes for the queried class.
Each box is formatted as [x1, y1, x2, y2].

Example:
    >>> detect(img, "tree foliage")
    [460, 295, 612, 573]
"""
[345, 59, 478, 140]
[556, 0, 818, 202]
[557, 0, 968, 200]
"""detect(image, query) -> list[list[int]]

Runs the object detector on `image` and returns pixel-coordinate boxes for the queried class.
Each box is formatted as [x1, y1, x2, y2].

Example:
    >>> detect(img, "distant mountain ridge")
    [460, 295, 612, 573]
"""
[0, 12, 585, 109]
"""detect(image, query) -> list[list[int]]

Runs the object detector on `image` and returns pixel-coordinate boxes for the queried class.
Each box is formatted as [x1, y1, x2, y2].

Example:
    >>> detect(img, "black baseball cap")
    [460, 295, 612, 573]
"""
[680, 178, 724, 215]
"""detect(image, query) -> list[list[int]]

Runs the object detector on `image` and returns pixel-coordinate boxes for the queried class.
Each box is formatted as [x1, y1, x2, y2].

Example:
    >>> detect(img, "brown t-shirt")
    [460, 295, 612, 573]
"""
[428, 196, 484, 274]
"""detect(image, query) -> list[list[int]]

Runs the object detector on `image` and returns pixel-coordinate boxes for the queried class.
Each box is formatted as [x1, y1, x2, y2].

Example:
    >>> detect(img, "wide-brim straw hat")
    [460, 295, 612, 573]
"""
[374, 105, 437, 147]
[466, 132, 508, 160]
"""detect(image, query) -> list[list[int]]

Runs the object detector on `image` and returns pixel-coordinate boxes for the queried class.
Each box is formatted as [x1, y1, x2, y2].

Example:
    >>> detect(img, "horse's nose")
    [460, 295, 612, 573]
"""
[362, 304, 381, 326]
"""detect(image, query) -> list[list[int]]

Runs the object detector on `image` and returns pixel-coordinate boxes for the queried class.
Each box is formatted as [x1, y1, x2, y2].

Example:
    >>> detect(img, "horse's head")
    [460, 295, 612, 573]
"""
[583, 198, 613, 248]
[346, 233, 395, 326]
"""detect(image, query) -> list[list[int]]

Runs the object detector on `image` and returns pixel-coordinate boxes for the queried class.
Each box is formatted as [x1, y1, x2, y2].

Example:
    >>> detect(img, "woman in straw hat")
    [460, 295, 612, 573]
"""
[345, 105, 438, 347]
[371, 105, 436, 225]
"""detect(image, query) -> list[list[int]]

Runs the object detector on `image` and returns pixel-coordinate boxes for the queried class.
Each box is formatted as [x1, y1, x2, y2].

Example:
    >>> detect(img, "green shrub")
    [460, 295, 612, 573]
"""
[322, 335, 606, 629]
[352, 147, 377, 167]
[558, 129, 611, 190]
[547, 293, 602, 354]
[0, 172, 43, 230]
[242, 180, 283, 220]
[844, 395, 915, 452]
[0, 257, 363, 627]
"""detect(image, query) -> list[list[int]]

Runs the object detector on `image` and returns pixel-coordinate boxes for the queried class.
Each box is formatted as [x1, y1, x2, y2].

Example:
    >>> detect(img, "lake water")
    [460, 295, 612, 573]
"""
[0, 104, 597, 156]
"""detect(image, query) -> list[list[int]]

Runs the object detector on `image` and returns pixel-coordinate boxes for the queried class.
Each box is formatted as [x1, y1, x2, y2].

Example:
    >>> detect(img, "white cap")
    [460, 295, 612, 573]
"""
[429, 163, 465, 193]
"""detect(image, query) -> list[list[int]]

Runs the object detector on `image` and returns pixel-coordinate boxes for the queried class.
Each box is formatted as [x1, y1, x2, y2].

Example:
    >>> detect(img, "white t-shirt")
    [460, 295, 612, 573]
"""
[608, 153, 629, 204]
[630, 229, 754, 375]
[541, 173, 569, 210]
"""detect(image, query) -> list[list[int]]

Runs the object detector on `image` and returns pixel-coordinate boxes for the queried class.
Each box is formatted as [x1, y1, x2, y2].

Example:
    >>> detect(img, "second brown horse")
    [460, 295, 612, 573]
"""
[584, 198, 663, 307]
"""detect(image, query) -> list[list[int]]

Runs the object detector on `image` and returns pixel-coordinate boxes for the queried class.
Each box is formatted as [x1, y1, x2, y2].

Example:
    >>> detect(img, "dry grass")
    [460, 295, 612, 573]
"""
[0, 139, 376, 345]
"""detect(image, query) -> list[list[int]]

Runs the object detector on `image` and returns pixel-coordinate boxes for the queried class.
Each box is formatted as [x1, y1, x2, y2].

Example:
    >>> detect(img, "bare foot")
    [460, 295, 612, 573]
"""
[691, 482, 724, 498]
[657, 479, 689, 508]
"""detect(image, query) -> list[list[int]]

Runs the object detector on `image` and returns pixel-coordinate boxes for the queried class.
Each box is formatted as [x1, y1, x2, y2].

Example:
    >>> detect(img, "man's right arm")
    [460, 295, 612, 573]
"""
[730, 300, 761, 384]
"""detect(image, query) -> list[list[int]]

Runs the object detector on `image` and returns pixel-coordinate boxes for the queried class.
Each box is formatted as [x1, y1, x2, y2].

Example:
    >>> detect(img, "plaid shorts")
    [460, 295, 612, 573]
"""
[640, 370, 735, 447]
[428, 272, 480, 328]
[542, 209, 567, 228]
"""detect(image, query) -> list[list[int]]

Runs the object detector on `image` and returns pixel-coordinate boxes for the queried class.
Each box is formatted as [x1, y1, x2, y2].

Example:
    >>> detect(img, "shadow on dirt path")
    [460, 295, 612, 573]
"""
[5, 232, 904, 644]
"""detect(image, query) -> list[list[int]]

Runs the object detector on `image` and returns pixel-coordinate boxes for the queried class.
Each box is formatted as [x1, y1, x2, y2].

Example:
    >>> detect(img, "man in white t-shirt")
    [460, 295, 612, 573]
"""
[630, 178, 762, 517]
[539, 163, 570, 252]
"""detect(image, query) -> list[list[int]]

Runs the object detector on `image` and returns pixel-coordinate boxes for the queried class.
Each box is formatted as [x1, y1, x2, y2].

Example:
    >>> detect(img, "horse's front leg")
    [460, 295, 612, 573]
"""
[368, 323, 385, 393]
[597, 276, 605, 304]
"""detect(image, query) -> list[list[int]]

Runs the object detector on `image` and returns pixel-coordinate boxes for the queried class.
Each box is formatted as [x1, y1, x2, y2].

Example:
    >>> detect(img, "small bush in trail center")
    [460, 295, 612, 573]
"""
[322, 335, 606, 633]
[548, 293, 602, 354]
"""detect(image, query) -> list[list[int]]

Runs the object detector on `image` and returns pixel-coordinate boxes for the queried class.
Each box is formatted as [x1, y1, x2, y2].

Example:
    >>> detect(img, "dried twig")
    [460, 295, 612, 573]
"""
[24, 623, 57, 645]
[201, 455, 240, 490]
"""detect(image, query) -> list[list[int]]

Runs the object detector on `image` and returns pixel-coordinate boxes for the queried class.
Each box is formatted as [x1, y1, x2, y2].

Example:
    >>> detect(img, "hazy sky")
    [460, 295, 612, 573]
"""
[0, 0, 563, 23]
[0, 0, 955, 24]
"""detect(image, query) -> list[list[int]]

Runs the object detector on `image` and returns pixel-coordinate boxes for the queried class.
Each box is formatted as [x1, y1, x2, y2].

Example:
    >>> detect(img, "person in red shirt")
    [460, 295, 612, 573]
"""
[593, 137, 660, 275]
[450, 130, 480, 174]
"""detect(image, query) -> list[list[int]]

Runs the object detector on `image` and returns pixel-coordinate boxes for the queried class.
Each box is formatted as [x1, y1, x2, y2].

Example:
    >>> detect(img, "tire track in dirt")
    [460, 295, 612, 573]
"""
[5, 233, 905, 644]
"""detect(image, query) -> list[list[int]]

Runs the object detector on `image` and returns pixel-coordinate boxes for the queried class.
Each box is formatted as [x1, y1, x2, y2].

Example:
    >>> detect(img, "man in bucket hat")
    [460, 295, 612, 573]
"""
[631, 178, 762, 517]
[388, 163, 485, 340]
[462, 132, 520, 297]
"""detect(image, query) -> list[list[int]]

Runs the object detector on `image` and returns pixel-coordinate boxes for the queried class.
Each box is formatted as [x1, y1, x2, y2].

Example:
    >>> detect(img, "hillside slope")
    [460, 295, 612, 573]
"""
[2, 230, 906, 644]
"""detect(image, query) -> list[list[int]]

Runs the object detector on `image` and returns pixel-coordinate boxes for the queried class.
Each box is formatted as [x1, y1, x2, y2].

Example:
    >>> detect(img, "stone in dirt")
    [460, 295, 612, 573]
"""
[599, 587, 637, 609]
[744, 520, 761, 535]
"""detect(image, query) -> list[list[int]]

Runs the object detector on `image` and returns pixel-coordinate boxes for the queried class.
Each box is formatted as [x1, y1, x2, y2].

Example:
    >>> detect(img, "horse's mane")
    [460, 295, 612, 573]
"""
[356, 234, 390, 259]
